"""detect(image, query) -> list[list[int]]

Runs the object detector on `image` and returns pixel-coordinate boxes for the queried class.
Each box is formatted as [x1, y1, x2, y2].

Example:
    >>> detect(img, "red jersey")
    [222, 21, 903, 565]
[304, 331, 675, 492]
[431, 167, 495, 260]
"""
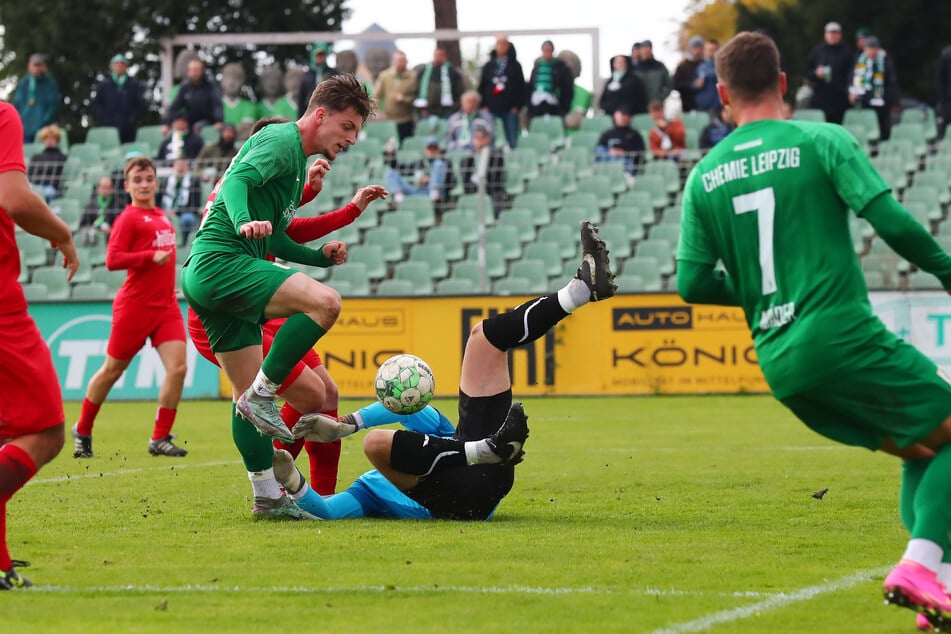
[0, 102, 28, 316]
[107, 205, 178, 311]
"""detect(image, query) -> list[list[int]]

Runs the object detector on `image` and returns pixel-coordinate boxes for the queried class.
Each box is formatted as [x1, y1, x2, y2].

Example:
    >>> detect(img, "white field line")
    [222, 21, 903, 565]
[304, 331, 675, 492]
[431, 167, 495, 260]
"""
[28, 460, 242, 485]
[649, 566, 892, 634]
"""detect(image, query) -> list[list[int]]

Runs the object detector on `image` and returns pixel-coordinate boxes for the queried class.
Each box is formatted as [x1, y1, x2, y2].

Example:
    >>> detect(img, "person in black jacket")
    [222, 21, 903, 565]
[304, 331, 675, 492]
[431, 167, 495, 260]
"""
[595, 107, 645, 176]
[297, 42, 341, 118]
[599, 54, 647, 117]
[479, 34, 527, 149]
[527, 40, 575, 120]
[805, 22, 854, 124]
[90, 55, 146, 143]
[161, 58, 223, 136]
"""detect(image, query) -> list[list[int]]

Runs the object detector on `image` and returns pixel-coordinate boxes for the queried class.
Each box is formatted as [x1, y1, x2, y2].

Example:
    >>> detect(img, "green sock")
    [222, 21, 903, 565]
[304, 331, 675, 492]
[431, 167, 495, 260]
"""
[900, 457, 930, 531]
[232, 402, 274, 471]
[911, 443, 951, 551]
[261, 313, 327, 386]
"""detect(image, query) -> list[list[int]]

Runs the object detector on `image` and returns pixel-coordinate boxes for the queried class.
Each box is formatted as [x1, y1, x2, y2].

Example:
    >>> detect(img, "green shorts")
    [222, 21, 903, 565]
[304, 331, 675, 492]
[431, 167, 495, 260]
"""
[181, 251, 296, 353]
[780, 339, 951, 450]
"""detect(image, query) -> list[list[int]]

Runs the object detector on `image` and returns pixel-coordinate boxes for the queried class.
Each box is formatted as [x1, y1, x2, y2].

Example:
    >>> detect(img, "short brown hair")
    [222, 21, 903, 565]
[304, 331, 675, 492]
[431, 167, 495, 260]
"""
[304, 73, 376, 123]
[715, 31, 781, 102]
[250, 115, 291, 136]
[124, 156, 156, 180]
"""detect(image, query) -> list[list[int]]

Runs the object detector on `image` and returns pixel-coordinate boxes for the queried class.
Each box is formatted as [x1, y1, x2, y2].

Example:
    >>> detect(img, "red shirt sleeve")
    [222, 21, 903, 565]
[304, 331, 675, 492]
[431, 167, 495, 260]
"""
[285, 202, 361, 244]
[106, 206, 159, 271]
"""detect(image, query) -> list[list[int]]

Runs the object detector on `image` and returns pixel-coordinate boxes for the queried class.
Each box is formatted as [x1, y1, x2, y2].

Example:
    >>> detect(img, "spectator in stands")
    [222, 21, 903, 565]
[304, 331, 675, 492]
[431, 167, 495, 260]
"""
[297, 42, 340, 117]
[937, 43, 951, 138]
[162, 58, 223, 136]
[374, 50, 419, 143]
[157, 114, 204, 161]
[196, 123, 238, 180]
[459, 123, 506, 218]
[478, 34, 527, 149]
[256, 65, 297, 120]
[633, 40, 672, 106]
[599, 54, 647, 117]
[27, 125, 66, 203]
[849, 36, 899, 140]
[90, 54, 146, 144]
[694, 39, 720, 113]
[384, 136, 450, 208]
[647, 100, 686, 161]
[559, 50, 591, 135]
[527, 40, 574, 121]
[79, 175, 124, 245]
[414, 47, 465, 120]
[595, 106, 645, 177]
[699, 104, 735, 150]
[220, 62, 258, 135]
[445, 90, 495, 152]
[673, 36, 705, 113]
[805, 22, 854, 124]
[161, 157, 203, 245]
[13, 54, 60, 145]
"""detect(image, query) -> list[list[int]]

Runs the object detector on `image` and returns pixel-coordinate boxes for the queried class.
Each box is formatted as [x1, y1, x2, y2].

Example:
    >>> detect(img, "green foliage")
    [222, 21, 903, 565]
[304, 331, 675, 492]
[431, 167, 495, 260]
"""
[736, 0, 951, 105]
[5, 396, 916, 632]
[0, 0, 347, 143]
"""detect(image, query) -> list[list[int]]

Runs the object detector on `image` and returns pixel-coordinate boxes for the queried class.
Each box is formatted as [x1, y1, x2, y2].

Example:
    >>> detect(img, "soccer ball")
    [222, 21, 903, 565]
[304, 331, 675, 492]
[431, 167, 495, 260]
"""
[374, 354, 436, 415]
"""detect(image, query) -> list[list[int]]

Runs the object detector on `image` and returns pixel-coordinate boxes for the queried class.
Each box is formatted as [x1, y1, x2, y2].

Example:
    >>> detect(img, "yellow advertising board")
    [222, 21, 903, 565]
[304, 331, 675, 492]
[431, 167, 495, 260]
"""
[263, 293, 769, 399]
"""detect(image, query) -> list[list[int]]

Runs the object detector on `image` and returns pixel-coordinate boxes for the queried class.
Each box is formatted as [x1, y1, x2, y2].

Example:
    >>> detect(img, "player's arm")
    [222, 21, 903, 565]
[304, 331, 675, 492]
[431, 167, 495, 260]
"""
[0, 170, 79, 280]
[105, 213, 165, 271]
[293, 403, 455, 442]
[859, 192, 951, 289]
[217, 161, 262, 235]
[268, 231, 344, 267]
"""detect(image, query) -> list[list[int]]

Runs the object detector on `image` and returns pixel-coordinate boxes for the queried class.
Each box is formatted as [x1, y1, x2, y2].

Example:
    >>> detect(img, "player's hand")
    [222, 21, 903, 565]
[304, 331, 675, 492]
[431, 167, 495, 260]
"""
[293, 413, 358, 442]
[307, 158, 331, 195]
[350, 185, 388, 212]
[322, 240, 347, 264]
[240, 220, 272, 239]
[152, 250, 172, 265]
[53, 236, 80, 281]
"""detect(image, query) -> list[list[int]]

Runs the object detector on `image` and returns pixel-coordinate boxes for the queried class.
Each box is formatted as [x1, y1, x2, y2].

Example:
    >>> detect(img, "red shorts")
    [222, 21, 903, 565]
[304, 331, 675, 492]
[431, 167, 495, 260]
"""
[0, 311, 64, 439]
[186, 311, 322, 394]
[107, 303, 186, 360]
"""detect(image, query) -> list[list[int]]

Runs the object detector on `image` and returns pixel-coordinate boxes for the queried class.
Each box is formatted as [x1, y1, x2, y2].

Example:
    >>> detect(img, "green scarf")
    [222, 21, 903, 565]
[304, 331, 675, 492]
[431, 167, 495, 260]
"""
[111, 71, 127, 88]
[853, 51, 886, 106]
[416, 62, 452, 106]
[535, 60, 554, 95]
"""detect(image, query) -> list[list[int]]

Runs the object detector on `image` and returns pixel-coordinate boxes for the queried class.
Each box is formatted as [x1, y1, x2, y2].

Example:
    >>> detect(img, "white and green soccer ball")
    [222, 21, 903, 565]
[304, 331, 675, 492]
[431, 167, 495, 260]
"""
[374, 354, 435, 415]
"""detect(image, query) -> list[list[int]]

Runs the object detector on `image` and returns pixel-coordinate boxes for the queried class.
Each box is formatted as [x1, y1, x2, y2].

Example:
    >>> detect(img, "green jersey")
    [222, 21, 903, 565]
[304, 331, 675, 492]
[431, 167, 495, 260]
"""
[678, 119, 891, 397]
[190, 121, 306, 261]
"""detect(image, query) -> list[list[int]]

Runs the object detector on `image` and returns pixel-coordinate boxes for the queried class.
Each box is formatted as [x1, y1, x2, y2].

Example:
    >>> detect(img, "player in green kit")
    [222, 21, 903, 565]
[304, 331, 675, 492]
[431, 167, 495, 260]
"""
[677, 32, 951, 629]
[182, 75, 386, 519]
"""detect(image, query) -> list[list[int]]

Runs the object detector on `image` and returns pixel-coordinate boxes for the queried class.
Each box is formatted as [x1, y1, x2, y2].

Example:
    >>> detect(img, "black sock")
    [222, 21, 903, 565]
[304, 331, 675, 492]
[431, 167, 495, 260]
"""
[481, 294, 569, 351]
[390, 430, 468, 476]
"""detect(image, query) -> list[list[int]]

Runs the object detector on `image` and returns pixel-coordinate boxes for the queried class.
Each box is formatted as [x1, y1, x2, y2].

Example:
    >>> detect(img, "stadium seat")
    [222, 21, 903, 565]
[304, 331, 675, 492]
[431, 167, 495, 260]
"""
[363, 120, 399, 146]
[579, 114, 613, 136]
[18, 231, 51, 269]
[484, 225, 523, 261]
[631, 174, 670, 211]
[597, 222, 633, 260]
[31, 265, 71, 300]
[591, 161, 630, 195]
[363, 226, 404, 263]
[649, 224, 681, 247]
[439, 209, 480, 246]
[551, 206, 593, 231]
[135, 125, 164, 151]
[21, 283, 48, 302]
[518, 132, 555, 164]
[23, 142, 44, 163]
[415, 115, 447, 139]
[49, 197, 82, 231]
[568, 131, 601, 153]
[463, 243, 507, 280]
[573, 175, 615, 211]
[907, 272, 943, 290]
[792, 108, 826, 123]
[393, 260, 435, 289]
[507, 258, 549, 293]
[408, 243, 450, 280]
[540, 162, 579, 196]
[614, 190, 657, 228]
[842, 108, 881, 144]
[382, 210, 421, 248]
[69, 248, 94, 285]
[85, 127, 121, 151]
[889, 122, 928, 159]
[557, 145, 595, 179]
[602, 207, 646, 243]
[528, 115, 566, 151]
[424, 226, 465, 262]
[525, 174, 565, 210]
[200, 126, 220, 144]
[435, 277, 477, 295]
[614, 271, 644, 294]
[537, 224, 577, 260]
[70, 282, 111, 301]
[505, 146, 542, 184]
[455, 193, 498, 222]
[90, 266, 126, 298]
[522, 241, 566, 279]
[642, 160, 682, 196]
[496, 208, 537, 243]
[912, 172, 951, 207]
[620, 257, 663, 291]
[899, 106, 939, 142]
[346, 244, 387, 280]
[331, 262, 371, 296]
[397, 196, 437, 229]
[631, 113, 654, 138]
[375, 278, 417, 296]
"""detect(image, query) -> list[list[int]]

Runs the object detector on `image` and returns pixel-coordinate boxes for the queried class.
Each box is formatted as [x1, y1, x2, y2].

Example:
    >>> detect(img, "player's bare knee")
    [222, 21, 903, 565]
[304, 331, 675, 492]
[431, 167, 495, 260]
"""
[467, 320, 494, 352]
[363, 429, 392, 467]
[39, 424, 65, 465]
[166, 359, 188, 383]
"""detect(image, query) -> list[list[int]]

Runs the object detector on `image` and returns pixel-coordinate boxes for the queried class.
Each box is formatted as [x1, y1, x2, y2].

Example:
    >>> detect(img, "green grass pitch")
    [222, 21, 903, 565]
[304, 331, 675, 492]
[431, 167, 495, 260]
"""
[5, 396, 917, 632]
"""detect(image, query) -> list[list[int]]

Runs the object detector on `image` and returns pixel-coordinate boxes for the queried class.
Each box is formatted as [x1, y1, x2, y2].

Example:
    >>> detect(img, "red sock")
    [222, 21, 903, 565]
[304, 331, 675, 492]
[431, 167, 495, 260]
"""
[152, 407, 177, 441]
[306, 408, 340, 495]
[75, 398, 101, 436]
[0, 444, 38, 571]
[272, 403, 304, 459]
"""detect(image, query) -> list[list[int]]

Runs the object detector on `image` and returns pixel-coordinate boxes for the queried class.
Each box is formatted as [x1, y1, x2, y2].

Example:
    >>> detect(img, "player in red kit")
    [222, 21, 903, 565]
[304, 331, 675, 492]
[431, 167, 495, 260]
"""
[72, 156, 189, 458]
[0, 101, 79, 588]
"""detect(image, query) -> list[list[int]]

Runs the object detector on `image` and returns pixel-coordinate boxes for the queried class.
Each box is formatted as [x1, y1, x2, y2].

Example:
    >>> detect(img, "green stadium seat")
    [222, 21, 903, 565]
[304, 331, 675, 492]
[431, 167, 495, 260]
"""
[522, 241, 565, 278]
[330, 262, 371, 296]
[415, 115, 447, 139]
[90, 266, 126, 298]
[463, 243, 507, 280]
[375, 278, 417, 296]
[631, 113, 654, 139]
[496, 208, 537, 243]
[85, 127, 121, 151]
[393, 260, 435, 289]
[635, 238, 676, 276]
[602, 207, 646, 243]
[20, 283, 48, 302]
[507, 259, 550, 293]
[573, 175, 615, 211]
[505, 147, 542, 185]
[899, 107, 939, 142]
[598, 222, 633, 260]
[49, 197, 82, 231]
[792, 108, 826, 123]
[30, 265, 69, 300]
[200, 126, 220, 144]
[346, 244, 387, 280]
[889, 122, 928, 159]
[551, 206, 594, 231]
[621, 257, 663, 291]
[528, 115, 566, 150]
[381, 210, 421, 248]
[492, 276, 533, 295]
[525, 174, 565, 210]
[439, 209, 480, 246]
[518, 132, 555, 164]
[484, 225, 523, 261]
[591, 160, 631, 195]
[435, 277, 477, 295]
[408, 243, 450, 279]
[537, 224, 577, 260]
[362, 226, 403, 263]
[843, 108, 881, 144]
[18, 231, 51, 268]
[579, 114, 613, 136]
[912, 172, 951, 207]
[397, 196, 437, 229]
[70, 248, 94, 284]
[424, 226, 466, 262]
[558, 146, 595, 179]
[631, 174, 670, 211]
[649, 224, 680, 247]
[363, 120, 399, 146]
[135, 125, 164, 151]
[70, 282, 111, 301]
[907, 272, 943, 290]
[614, 271, 645, 293]
[540, 162, 579, 196]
